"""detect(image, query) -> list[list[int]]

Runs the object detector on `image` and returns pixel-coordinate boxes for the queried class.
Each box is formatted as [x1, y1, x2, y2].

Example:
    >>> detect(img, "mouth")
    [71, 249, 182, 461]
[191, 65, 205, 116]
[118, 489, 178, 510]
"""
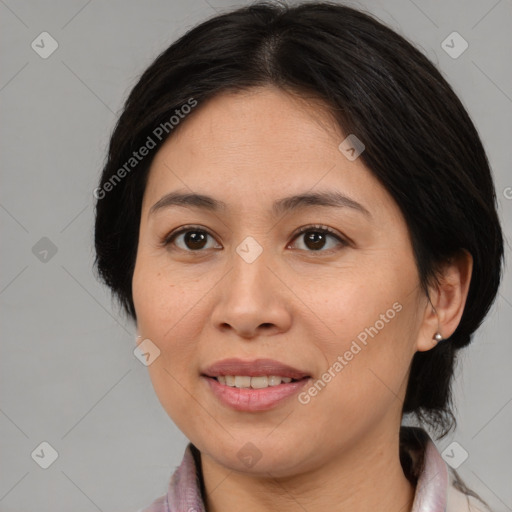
[202, 374, 311, 412]
[201, 357, 310, 381]
[204, 375, 309, 388]
[200, 358, 311, 412]
[202, 375, 311, 411]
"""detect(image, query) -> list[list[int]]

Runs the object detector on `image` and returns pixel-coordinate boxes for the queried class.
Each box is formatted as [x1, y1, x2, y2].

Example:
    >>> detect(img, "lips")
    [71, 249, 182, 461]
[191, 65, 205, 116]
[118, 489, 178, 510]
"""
[201, 358, 310, 380]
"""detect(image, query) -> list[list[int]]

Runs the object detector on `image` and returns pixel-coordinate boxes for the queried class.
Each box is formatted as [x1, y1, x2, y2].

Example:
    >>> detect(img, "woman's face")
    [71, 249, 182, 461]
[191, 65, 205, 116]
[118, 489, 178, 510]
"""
[132, 86, 433, 476]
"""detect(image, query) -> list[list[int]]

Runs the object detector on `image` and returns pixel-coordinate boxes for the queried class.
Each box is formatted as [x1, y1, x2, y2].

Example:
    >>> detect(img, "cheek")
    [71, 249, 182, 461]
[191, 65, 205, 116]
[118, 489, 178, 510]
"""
[132, 249, 203, 335]
[297, 311, 416, 447]
[132, 251, 209, 382]
[132, 257, 203, 430]
[299, 259, 413, 348]
[300, 261, 419, 414]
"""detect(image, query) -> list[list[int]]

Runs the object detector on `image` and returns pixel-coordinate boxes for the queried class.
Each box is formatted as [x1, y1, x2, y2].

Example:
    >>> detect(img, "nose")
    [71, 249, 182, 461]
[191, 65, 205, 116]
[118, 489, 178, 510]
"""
[210, 244, 292, 339]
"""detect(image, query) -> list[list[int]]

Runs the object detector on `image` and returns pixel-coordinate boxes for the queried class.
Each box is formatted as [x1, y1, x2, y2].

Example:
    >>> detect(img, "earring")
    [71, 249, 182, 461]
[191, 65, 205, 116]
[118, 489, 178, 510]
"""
[433, 332, 443, 343]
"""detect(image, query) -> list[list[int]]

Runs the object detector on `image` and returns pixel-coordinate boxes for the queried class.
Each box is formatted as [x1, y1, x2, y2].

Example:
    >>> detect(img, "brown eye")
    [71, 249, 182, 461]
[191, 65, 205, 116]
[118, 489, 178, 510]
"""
[289, 225, 347, 253]
[303, 231, 329, 250]
[162, 224, 347, 254]
[181, 230, 208, 250]
[163, 227, 221, 252]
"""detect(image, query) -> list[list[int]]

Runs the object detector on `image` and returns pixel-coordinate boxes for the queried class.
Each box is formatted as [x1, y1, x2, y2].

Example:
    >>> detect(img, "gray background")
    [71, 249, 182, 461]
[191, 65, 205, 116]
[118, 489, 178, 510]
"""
[1, 0, 511, 511]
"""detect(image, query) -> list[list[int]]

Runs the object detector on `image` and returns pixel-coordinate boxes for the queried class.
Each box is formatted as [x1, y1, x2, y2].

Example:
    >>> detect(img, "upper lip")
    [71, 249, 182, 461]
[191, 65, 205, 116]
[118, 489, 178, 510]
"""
[201, 358, 310, 380]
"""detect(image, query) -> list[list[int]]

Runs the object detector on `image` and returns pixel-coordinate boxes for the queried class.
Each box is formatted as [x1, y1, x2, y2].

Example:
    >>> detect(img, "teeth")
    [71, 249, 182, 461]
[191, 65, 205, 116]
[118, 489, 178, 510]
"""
[215, 375, 294, 388]
[234, 376, 251, 388]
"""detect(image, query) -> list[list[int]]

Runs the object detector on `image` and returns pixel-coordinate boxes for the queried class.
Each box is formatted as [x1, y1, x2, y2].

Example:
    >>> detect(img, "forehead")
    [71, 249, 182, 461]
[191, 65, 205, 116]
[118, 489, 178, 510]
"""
[152, 87, 339, 169]
[141, 86, 395, 222]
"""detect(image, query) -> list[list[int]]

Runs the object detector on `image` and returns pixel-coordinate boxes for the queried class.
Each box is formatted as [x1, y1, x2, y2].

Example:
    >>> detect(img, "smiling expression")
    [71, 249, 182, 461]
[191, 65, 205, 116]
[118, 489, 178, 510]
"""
[132, 85, 431, 476]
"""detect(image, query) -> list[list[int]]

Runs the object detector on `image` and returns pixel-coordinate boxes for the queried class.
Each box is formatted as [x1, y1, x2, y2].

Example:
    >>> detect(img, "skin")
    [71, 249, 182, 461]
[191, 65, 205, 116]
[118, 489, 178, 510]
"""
[132, 85, 473, 512]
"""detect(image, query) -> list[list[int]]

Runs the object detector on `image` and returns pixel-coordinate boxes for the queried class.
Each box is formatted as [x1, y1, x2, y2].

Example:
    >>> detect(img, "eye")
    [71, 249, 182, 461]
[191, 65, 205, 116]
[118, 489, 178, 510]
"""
[161, 224, 348, 254]
[288, 225, 348, 253]
[161, 225, 221, 252]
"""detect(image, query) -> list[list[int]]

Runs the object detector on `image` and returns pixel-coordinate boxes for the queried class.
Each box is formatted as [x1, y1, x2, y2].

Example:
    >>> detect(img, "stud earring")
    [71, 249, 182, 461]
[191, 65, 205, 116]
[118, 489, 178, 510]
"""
[433, 332, 443, 343]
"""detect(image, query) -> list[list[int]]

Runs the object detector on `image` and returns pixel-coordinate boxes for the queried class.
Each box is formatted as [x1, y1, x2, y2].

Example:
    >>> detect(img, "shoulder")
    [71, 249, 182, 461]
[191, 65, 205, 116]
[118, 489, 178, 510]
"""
[401, 426, 492, 512]
[135, 442, 204, 512]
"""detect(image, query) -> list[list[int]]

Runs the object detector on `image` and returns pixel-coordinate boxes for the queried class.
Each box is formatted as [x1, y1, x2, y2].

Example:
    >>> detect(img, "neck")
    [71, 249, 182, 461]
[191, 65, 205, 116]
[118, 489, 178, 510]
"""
[199, 425, 415, 512]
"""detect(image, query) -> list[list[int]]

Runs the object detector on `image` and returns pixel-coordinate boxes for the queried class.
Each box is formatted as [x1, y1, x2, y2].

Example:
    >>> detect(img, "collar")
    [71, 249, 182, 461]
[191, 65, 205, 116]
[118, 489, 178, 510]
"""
[142, 426, 451, 512]
[407, 427, 449, 511]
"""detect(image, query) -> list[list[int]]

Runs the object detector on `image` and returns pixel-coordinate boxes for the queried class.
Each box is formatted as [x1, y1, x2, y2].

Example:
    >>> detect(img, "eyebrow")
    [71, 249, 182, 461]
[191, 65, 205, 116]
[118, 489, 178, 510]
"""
[149, 190, 371, 218]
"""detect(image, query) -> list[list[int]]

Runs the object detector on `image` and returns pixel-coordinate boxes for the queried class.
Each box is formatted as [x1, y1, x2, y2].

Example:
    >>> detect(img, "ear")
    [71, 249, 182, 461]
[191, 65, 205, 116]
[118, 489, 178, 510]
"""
[416, 250, 473, 352]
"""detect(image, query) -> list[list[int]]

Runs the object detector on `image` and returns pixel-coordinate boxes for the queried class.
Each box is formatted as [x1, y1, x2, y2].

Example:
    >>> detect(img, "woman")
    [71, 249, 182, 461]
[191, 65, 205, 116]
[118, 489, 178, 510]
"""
[93, 2, 504, 511]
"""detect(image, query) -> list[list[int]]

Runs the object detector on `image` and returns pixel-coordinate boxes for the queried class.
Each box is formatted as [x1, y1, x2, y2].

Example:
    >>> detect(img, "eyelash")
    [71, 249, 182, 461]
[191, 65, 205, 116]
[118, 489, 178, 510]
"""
[160, 224, 349, 254]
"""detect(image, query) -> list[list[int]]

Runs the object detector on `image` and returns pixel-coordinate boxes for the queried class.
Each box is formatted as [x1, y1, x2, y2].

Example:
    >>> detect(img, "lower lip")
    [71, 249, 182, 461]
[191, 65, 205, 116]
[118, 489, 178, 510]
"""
[203, 376, 310, 412]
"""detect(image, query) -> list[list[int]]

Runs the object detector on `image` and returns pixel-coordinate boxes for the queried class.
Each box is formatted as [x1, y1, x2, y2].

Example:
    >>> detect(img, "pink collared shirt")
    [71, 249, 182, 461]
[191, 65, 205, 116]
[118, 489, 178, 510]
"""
[138, 427, 490, 512]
